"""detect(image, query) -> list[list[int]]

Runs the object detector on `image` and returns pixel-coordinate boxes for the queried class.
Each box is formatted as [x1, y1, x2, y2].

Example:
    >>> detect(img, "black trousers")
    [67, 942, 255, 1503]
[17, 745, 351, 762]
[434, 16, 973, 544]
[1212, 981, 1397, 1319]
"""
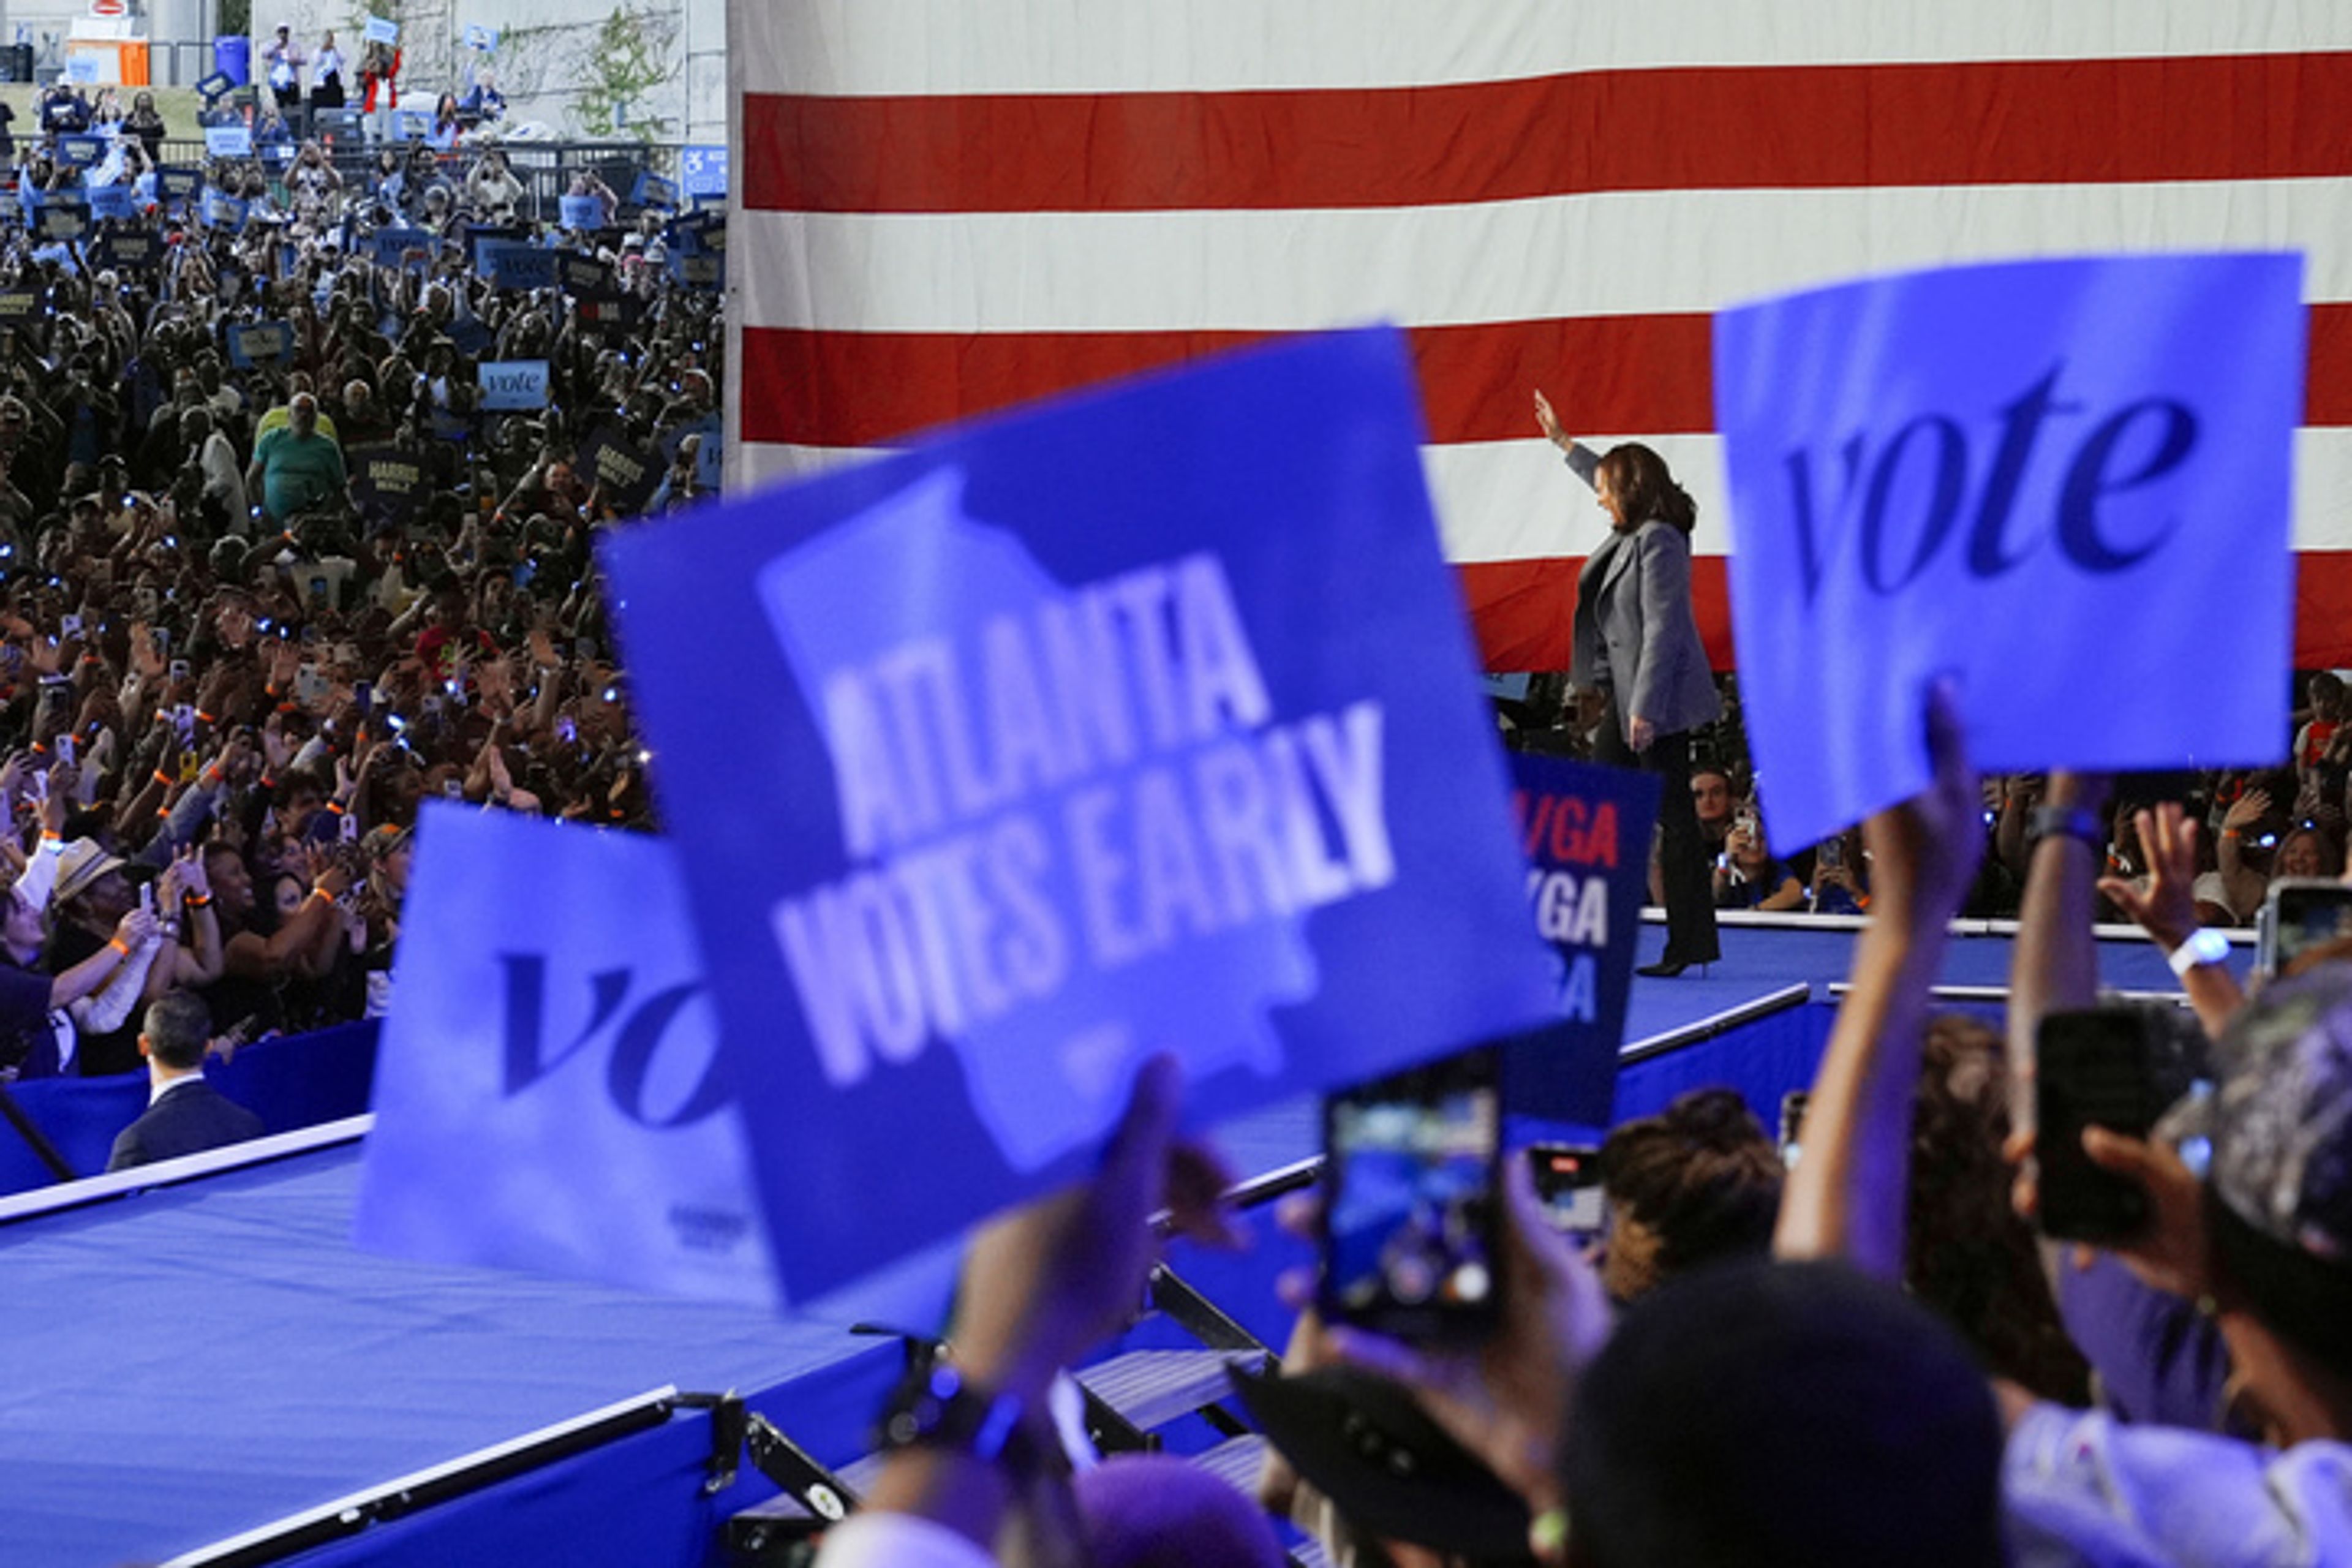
[1596, 696, 1719, 965]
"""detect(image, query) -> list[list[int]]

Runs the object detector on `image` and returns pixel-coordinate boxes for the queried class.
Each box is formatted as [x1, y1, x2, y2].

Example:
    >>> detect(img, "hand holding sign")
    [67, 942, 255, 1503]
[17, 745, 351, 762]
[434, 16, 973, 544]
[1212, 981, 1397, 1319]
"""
[1713, 254, 2305, 850]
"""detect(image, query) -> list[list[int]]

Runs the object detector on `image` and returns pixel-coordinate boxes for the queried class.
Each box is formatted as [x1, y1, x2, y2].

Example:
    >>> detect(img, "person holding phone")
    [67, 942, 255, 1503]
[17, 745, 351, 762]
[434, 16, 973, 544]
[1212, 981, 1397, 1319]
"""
[1536, 391, 1720, 977]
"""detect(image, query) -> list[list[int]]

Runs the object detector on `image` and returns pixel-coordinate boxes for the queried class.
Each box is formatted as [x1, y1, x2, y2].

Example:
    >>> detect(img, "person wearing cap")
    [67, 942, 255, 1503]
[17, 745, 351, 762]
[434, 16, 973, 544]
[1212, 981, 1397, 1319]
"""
[44, 837, 179, 1076]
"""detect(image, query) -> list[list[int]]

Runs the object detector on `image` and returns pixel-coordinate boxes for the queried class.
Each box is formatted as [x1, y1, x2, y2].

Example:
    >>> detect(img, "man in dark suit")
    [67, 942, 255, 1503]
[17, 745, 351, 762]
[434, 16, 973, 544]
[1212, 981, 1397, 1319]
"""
[105, 992, 264, 1172]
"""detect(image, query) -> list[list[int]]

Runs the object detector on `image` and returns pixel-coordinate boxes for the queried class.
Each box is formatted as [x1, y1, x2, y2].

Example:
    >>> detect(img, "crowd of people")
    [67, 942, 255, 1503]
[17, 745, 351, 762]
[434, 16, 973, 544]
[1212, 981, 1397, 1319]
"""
[0, 88, 718, 1113]
[818, 693, 2352, 1568]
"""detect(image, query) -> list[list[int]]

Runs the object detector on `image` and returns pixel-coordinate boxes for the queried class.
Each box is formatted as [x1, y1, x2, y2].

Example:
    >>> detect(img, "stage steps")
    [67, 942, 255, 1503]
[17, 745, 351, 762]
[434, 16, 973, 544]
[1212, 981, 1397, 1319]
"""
[723, 1257, 1316, 1564]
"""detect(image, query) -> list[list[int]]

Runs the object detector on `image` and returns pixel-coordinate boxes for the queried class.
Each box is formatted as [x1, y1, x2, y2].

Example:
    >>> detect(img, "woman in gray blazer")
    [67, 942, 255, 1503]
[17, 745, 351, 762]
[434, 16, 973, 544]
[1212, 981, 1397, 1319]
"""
[1537, 391, 1722, 975]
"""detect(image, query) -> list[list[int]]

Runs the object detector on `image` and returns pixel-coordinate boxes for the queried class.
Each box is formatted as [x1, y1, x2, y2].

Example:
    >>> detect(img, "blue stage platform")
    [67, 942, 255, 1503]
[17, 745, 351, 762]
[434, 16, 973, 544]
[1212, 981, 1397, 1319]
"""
[0, 916, 2225, 1567]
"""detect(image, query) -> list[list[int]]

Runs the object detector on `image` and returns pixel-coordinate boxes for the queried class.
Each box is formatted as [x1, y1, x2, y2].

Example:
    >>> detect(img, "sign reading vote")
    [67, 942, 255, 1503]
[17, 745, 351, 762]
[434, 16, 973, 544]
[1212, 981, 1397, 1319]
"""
[477, 359, 549, 410]
[1500, 753, 1658, 1127]
[355, 807, 780, 1306]
[603, 328, 1557, 1297]
[1713, 254, 2305, 850]
[476, 238, 554, 290]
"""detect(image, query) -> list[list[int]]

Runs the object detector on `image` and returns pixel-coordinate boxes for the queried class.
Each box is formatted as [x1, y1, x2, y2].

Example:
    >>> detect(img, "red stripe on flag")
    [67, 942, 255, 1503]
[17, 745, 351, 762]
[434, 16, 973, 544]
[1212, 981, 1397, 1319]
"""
[1466, 554, 2352, 676]
[744, 52, 2352, 214]
[745, 306, 2351, 450]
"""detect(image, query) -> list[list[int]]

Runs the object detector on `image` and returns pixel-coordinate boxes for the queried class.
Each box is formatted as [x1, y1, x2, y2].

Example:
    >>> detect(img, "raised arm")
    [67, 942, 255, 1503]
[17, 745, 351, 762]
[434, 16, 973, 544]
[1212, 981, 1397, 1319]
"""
[1532, 389, 1600, 489]
[1775, 688, 1984, 1276]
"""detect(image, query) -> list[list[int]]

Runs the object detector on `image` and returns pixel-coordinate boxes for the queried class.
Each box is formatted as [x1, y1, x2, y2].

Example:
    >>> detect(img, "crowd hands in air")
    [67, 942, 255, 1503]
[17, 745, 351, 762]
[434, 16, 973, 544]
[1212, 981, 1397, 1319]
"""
[824, 682, 2352, 1567]
[1498, 668, 2352, 930]
[0, 93, 720, 1082]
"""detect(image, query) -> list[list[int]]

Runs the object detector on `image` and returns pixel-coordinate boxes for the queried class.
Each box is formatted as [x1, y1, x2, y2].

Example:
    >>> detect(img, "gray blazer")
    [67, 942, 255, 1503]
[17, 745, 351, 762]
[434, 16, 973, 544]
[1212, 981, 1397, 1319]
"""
[1562, 446, 1721, 743]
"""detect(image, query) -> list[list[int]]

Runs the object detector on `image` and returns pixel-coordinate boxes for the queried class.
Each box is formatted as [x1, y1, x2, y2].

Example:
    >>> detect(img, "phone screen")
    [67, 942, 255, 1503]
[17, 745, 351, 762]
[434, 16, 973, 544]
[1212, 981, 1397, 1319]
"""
[2035, 1009, 2160, 1243]
[1319, 1046, 1502, 1342]
[1526, 1142, 1605, 1240]
[2258, 878, 2352, 976]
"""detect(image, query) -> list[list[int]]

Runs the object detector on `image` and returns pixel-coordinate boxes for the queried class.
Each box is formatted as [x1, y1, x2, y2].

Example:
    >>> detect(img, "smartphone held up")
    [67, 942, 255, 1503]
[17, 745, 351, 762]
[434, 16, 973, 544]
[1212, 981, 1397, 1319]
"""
[1319, 1046, 1504, 1343]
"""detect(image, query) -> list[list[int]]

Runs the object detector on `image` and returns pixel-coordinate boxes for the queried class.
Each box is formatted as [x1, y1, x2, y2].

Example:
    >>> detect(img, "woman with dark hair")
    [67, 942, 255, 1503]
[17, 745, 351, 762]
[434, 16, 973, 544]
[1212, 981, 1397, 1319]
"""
[1596, 1087, 1781, 1301]
[1536, 390, 1722, 976]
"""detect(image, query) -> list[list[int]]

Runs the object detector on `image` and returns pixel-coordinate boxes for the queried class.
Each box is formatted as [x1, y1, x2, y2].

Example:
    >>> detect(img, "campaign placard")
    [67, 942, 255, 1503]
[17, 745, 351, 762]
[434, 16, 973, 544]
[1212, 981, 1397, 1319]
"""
[631, 170, 679, 211]
[367, 226, 435, 271]
[155, 167, 203, 204]
[364, 15, 401, 44]
[353, 809, 778, 1305]
[602, 328, 1558, 1297]
[676, 253, 721, 291]
[92, 230, 159, 272]
[475, 237, 554, 290]
[1713, 254, 2305, 851]
[225, 320, 296, 369]
[56, 134, 104, 169]
[0, 290, 42, 323]
[477, 359, 549, 411]
[394, 108, 431, 143]
[86, 185, 135, 222]
[35, 203, 88, 243]
[554, 251, 618, 301]
[345, 442, 427, 526]
[464, 23, 500, 51]
[196, 71, 234, 104]
[203, 123, 253, 159]
[1500, 754, 1659, 1126]
[577, 422, 659, 511]
[558, 195, 604, 232]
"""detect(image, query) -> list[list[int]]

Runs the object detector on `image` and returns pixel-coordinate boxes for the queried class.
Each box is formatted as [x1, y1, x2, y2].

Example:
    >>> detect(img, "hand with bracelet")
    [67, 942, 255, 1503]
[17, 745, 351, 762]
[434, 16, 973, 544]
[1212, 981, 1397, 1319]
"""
[848, 1056, 1237, 1558]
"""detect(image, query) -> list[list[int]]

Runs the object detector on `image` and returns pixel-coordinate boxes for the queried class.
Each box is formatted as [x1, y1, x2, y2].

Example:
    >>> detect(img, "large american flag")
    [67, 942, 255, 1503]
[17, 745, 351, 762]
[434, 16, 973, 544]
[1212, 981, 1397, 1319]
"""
[725, 3, 2352, 672]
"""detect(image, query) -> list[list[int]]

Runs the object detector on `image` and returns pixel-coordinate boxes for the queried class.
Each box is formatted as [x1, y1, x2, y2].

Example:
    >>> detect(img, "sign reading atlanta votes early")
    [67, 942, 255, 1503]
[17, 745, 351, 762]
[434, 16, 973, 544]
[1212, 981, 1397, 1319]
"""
[1714, 254, 2303, 850]
[605, 330, 1556, 1297]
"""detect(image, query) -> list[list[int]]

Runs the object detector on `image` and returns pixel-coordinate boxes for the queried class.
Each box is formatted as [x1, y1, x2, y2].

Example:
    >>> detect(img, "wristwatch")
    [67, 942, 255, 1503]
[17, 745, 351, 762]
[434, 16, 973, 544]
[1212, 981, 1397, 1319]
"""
[2028, 805, 2103, 848]
[873, 1361, 1051, 1483]
[2168, 927, 2232, 978]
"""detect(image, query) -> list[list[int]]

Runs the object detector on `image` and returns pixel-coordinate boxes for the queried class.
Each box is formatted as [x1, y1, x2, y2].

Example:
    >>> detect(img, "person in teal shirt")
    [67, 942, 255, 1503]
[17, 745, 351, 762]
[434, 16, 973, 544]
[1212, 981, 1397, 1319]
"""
[245, 392, 346, 524]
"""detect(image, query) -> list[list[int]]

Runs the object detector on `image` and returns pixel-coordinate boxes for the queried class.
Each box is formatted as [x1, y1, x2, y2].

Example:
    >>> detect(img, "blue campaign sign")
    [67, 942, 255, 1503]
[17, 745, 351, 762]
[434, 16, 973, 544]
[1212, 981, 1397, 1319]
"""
[35, 203, 87, 242]
[559, 195, 604, 231]
[1714, 254, 2305, 851]
[631, 170, 679, 210]
[225, 320, 295, 369]
[464, 23, 500, 51]
[475, 237, 554, 290]
[477, 359, 549, 410]
[355, 806, 780, 1306]
[368, 225, 435, 270]
[56, 134, 103, 168]
[203, 123, 252, 159]
[203, 191, 248, 231]
[603, 328, 1558, 1297]
[197, 70, 234, 103]
[364, 15, 401, 44]
[155, 167, 202, 203]
[86, 184, 133, 221]
[1501, 753, 1659, 1127]
[680, 145, 728, 200]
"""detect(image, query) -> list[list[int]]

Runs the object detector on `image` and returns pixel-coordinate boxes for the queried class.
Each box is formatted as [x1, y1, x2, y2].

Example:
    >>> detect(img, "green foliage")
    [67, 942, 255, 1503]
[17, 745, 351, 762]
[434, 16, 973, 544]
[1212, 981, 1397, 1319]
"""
[570, 4, 677, 141]
[220, 0, 252, 36]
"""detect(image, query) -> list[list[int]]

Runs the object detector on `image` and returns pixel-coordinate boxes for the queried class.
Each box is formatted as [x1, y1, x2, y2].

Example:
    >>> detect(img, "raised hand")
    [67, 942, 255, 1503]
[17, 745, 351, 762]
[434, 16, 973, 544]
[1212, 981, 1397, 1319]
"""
[1531, 388, 1571, 451]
